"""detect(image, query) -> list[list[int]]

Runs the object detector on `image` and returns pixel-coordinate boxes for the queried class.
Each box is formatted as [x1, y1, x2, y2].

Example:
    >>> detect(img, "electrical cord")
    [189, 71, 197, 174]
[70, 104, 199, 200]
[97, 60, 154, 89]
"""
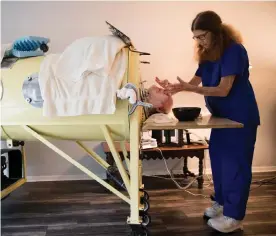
[140, 130, 213, 198]
[141, 131, 276, 199]
[250, 176, 276, 191]
[252, 176, 276, 184]
[185, 132, 276, 192]
[142, 147, 211, 199]
[186, 131, 213, 184]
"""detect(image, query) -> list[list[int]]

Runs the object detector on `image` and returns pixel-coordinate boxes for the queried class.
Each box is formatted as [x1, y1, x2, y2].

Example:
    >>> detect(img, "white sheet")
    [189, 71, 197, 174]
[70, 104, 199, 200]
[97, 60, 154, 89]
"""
[38, 36, 127, 117]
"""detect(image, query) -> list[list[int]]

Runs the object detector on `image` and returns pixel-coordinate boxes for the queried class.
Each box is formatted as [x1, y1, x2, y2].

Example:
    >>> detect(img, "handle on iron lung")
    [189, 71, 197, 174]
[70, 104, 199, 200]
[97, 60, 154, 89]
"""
[128, 48, 151, 56]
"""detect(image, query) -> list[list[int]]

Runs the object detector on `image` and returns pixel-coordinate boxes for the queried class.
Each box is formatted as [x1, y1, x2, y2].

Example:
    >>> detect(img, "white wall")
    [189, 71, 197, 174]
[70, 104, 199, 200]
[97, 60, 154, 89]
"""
[1, 1, 276, 181]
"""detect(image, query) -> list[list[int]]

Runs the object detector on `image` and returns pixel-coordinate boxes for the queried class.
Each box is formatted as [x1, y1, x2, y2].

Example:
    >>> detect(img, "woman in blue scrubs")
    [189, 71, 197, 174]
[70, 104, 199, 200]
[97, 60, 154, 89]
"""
[157, 11, 260, 233]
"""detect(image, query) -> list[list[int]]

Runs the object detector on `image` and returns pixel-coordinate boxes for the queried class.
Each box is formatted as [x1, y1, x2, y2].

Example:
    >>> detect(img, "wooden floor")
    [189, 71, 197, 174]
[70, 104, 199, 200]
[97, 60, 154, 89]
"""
[1, 173, 276, 236]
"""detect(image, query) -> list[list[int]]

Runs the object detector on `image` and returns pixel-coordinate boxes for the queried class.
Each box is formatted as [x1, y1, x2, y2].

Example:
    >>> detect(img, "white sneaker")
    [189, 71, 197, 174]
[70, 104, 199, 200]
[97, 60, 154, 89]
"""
[204, 202, 223, 219]
[208, 215, 243, 233]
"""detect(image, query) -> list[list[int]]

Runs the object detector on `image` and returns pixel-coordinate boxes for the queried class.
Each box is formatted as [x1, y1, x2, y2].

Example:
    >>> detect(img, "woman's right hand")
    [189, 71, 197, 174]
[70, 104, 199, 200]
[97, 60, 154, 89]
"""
[155, 77, 186, 95]
[155, 77, 172, 89]
[165, 77, 195, 95]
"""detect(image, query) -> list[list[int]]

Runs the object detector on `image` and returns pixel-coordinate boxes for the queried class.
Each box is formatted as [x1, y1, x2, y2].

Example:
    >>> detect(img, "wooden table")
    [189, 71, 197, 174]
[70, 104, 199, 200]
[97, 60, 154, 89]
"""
[102, 142, 208, 189]
[140, 115, 243, 189]
[141, 144, 209, 188]
[102, 116, 243, 190]
[142, 115, 244, 131]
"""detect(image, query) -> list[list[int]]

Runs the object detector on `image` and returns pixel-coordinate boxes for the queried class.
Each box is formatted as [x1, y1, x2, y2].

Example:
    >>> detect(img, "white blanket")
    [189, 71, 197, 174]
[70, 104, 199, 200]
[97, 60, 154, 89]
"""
[38, 36, 127, 117]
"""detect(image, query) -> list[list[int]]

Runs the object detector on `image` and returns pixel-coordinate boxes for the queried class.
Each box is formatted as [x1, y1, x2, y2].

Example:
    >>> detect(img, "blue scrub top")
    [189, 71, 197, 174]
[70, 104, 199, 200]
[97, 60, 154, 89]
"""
[195, 42, 260, 126]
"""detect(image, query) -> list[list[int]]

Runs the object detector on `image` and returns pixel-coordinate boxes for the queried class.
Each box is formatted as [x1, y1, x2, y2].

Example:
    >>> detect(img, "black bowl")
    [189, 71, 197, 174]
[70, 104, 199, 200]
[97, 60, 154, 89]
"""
[172, 107, 201, 121]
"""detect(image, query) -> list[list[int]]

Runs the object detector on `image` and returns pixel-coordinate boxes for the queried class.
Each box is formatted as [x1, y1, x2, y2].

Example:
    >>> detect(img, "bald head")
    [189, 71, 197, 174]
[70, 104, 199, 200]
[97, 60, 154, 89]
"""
[147, 85, 173, 114]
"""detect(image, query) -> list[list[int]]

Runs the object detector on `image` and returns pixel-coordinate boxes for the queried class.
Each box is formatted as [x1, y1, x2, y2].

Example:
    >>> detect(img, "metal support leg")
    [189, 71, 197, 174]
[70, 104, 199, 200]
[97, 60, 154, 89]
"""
[22, 125, 130, 204]
[76, 141, 110, 170]
[120, 141, 130, 171]
[138, 159, 143, 190]
[106, 152, 116, 186]
[22, 145, 27, 180]
[101, 125, 130, 194]
[128, 115, 142, 225]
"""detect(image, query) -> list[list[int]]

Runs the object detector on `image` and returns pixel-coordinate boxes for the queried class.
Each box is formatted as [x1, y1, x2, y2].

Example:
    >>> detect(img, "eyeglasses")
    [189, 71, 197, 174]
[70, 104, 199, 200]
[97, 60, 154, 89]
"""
[193, 31, 209, 41]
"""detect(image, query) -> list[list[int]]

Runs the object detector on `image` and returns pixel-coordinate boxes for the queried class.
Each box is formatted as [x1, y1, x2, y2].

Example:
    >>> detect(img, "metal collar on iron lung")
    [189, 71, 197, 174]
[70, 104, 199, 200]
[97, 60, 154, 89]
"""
[117, 83, 153, 115]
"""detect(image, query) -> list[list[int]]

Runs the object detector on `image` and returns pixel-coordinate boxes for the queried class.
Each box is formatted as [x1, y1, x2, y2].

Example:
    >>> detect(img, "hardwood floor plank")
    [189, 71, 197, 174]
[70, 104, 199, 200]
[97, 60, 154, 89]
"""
[1, 173, 276, 236]
[1, 226, 47, 236]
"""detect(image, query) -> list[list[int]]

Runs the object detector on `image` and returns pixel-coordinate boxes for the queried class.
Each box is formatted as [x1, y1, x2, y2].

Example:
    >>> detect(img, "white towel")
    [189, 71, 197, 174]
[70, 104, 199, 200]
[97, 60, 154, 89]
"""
[144, 113, 179, 125]
[116, 87, 137, 104]
[38, 36, 127, 117]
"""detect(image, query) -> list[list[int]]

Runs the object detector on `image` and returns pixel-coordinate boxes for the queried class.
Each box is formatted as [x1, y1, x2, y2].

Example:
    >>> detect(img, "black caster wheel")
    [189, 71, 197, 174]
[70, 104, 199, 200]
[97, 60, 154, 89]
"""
[142, 199, 150, 212]
[40, 43, 49, 53]
[140, 191, 150, 212]
[141, 214, 151, 227]
[140, 190, 149, 201]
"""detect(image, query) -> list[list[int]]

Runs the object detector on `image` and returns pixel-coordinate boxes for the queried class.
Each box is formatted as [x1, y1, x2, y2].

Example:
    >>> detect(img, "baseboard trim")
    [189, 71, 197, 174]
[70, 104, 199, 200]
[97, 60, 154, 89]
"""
[144, 166, 276, 177]
[252, 166, 276, 173]
[27, 174, 106, 182]
[27, 166, 276, 182]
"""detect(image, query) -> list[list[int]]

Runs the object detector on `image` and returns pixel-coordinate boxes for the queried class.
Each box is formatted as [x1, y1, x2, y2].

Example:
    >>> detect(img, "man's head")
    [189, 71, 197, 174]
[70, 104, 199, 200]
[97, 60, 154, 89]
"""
[147, 85, 173, 114]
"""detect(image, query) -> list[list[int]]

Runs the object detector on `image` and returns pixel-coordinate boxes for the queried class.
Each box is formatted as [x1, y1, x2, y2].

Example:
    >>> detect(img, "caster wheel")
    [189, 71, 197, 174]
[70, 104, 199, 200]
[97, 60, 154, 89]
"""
[141, 214, 151, 227]
[140, 190, 149, 201]
[143, 200, 150, 212]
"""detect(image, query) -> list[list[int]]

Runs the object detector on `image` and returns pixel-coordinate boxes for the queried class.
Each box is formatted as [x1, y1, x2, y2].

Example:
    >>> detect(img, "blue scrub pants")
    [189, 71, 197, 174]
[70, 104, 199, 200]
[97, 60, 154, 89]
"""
[209, 125, 258, 221]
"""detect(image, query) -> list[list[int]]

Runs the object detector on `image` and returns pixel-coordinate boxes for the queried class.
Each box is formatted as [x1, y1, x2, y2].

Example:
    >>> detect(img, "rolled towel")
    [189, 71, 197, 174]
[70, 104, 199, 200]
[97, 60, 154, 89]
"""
[116, 87, 137, 104]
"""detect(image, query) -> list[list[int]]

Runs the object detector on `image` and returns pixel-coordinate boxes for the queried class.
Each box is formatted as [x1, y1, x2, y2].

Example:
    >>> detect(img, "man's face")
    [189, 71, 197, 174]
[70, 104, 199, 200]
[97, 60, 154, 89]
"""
[148, 85, 173, 113]
[148, 85, 168, 106]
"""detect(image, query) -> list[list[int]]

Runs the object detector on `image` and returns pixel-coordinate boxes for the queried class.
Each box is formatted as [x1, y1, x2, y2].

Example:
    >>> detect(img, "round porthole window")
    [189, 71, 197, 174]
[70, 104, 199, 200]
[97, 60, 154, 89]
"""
[22, 72, 43, 108]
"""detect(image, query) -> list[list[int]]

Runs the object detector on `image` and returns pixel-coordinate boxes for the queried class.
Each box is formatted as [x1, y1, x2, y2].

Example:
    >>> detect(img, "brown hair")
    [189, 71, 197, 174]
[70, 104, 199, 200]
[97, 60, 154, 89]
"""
[191, 11, 243, 63]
